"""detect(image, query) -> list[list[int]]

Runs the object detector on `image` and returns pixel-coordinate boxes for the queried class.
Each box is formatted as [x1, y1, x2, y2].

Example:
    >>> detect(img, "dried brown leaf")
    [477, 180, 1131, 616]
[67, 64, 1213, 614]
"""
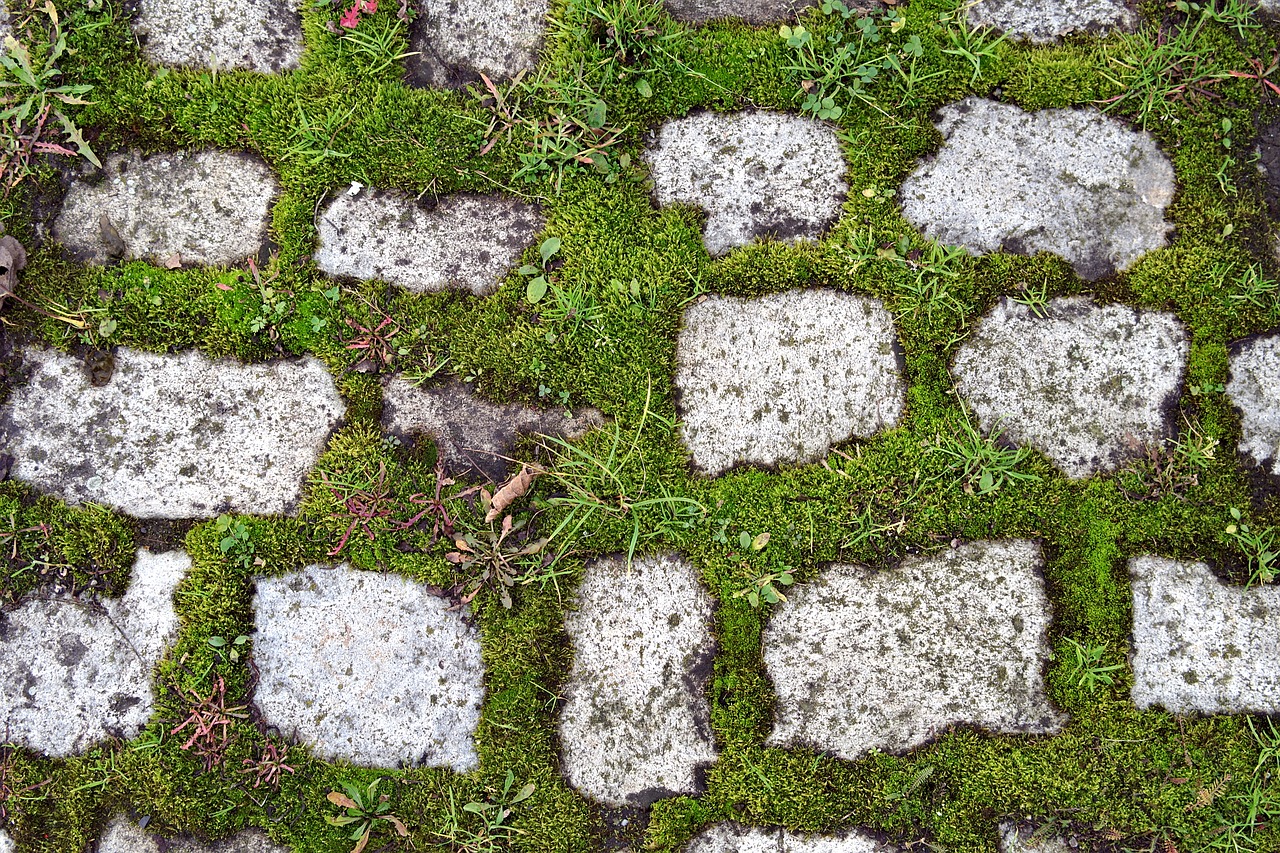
[486, 465, 536, 522]
[327, 791, 358, 809]
[163, 252, 182, 269]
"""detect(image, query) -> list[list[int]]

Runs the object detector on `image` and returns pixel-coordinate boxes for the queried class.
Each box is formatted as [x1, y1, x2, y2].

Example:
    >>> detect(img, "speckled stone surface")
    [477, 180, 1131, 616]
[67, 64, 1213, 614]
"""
[685, 824, 897, 852]
[645, 110, 848, 257]
[131, 0, 302, 72]
[252, 564, 485, 771]
[0, 347, 344, 519]
[900, 98, 1174, 280]
[315, 191, 544, 295]
[54, 149, 280, 267]
[1130, 556, 1280, 714]
[764, 540, 1064, 760]
[951, 297, 1188, 478]
[675, 288, 904, 475]
[967, 0, 1138, 42]
[663, 0, 817, 24]
[0, 550, 187, 758]
[559, 554, 717, 806]
[999, 823, 1072, 853]
[1227, 330, 1280, 474]
[97, 816, 292, 853]
[405, 0, 548, 86]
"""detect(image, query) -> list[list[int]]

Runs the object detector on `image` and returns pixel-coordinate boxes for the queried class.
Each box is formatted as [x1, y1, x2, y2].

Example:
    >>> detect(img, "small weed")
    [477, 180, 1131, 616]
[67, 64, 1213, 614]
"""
[326, 778, 409, 853]
[436, 770, 534, 853]
[585, 0, 678, 95]
[933, 410, 1041, 495]
[215, 515, 261, 570]
[520, 236, 561, 304]
[1118, 419, 1218, 501]
[1224, 508, 1278, 585]
[245, 257, 292, 341]
[1216, 261, 1280, 318]
[734, 568, 794, 608]
[1063, 638, 1125, 691]
[169, 675, 248, 771]
[240, 740, 295, 790]
[447, 511, 548, 610]
[1011, 277, 1052, 318]
[206, 633, 249, 663]
[339, 13, 419, 74]
[937, 6, 1007, 87]
[285, 103, 356, 164]
[0, 746, 51, 822]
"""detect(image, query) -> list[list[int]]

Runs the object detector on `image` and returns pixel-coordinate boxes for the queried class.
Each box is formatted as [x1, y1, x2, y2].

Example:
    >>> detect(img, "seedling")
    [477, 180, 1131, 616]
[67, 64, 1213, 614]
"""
[1225, 508, 1278, 586]
[934, 411, 1040, 495]
[206, 634, 249, 663]
[1063, 638, 1124, 691]
[436, 770, 534, 853]
[241, 740, 295, 790]
[521, 236, 561, 303]
[735, 569, 794, 608]
[326, 778, 409, 853]
[215, 515, 261, 569]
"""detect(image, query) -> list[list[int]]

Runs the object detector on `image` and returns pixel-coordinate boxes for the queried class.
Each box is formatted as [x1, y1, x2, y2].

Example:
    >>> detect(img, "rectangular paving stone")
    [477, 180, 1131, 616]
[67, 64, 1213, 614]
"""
[98, 816, 291, 853]
[685, 824, 896, 852]
[1130, 556, 1280, 714]
[405, 0, 548, 87]
[1227, 330, 1280, 474]
[130, 0, 302, 72]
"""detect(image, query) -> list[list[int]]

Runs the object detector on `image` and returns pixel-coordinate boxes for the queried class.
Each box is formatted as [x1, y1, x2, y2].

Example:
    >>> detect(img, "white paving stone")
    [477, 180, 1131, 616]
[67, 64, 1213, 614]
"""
[685, 824, 895, 853]
[951, 297, 1188, 479]
[900, 98, 1174, 280]
[967, 0, 1137, 43]
[999, 823, 1071, 853]
[130, 0, 302, 73]
[559, 554, 717, 806]
[381, 377, 604, 482]
[54, 150, 280, 267]
[663, 0, 816, 23]
[407, 0, 548, 86]
[1227, 332, 1280, 474]
[0, 550, 186, 758]
[0, 347, 345, 519]
[1130, 556, 1280, 714]
[252, 563, 484, 771]
[675, 288, 904, 476]
[1255, 0, 1280, 13]
[764, 540, 1064, 761]
[644, 111, 848, 257]
[0, 829, 13, 853]
[98, 816, 290, 853]
[315, 191, 544, 295]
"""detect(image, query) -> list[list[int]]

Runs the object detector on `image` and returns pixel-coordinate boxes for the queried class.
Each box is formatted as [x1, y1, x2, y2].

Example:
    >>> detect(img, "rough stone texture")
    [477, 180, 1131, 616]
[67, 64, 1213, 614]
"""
[675, 289, 904, 476]
[0, 347, 344, 519]
[967, 0, 1137, 43]
[559, 554, 717, 806]
[764, 540, 1064, 760]
[54, 150, 280, 267]
[381, 378, 605, 482]
[900, 98, 1174, 280]
[252, 564, 484, 771]
[1130, 556, 1280, 714]
[951, 297, 1188, 479]
[663, 0, 817, 24]
[999, 824, 1071, 853]
[131, 0, 302, 73]
[685, 824, 894, 852]
[406, 0, 548, 87]
[1256, 0, 1280, 12]
[0, 550, 187, 758]
[315, 191, 544, 295]
[98, 816, 291, 853]
[1227, 332, 1280, 474]
[0, 829, 13, 853]
[644, 111, 848, 257]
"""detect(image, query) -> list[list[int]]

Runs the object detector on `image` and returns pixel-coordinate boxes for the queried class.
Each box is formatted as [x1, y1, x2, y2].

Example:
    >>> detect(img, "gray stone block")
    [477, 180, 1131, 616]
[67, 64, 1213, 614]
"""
[967, 0, 1138, 43]
[685, 824, 897, 852]
[130, 0, 302, 73]
[97, 816, 291, 853]
[406, 0, 548, 86]
[1227, 331, 1280, 474]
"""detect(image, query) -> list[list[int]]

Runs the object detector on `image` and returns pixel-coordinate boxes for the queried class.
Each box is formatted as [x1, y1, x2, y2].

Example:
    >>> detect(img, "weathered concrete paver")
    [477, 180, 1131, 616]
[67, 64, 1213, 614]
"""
[951, 297, 1188, 479]
[764, 540, 1064, 761]
[1130, 556, 1280, 714]
[406, 0, 548, 87]
[381, 377, 604, 482]
[1227, 331, 1280, 474]
[0, 550, 187, 758]
[252, 563, 484, 771]
[685, 824, 896, 852]
[315, 191, 544, 295]
[663, 0, 816, 24]
[900, 98, 1174, 280]
[0, 348, 344, 519]
[98, 816, 290, 853]
[55, 150, 280, 267]
[967, 0, 1138, 43]
[559, 554, 717, 806]
[675, 289, 904, 475]
[645, 111, 848, 257]
[130, 0, 302, 73]
[999, 823, 1071, 853]
[0, 829, 14, 853]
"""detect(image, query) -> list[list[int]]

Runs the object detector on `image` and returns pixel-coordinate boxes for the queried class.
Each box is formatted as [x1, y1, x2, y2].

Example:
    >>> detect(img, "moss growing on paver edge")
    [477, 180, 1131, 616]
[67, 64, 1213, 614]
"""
[2, 0, 1280, 850]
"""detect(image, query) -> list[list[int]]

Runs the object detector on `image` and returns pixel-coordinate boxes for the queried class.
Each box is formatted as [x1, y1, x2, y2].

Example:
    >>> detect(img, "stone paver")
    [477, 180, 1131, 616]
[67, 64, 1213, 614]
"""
[98, 816, 289, 853]
[644, 111, 848, 257]
[951, 297, 1188, 479]
[0, 348, 344, 519]
[314, 191, 544, 295]
[675, 289, 904, 475]
[381, 377, 605, 482]
[1227, 332, 1280, 474]
[0, 829, 13, 853]
[967, 0, 1138, 43]
[764, 540, 1063, 760]
[900, 98, 1174, 280]
[663, 0, 816, 24]
[1130, 556, 1280, 714]
[0, 550, 186, 758]
[685, 824, 895, 852]
[54, 150, 279, 267]
[999, 823, 1071, 853]
[559, 554, 717, 806]
[252, 563, 484, 771]
[406, 0, 548, 86]
[130, 0, 302, 73]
